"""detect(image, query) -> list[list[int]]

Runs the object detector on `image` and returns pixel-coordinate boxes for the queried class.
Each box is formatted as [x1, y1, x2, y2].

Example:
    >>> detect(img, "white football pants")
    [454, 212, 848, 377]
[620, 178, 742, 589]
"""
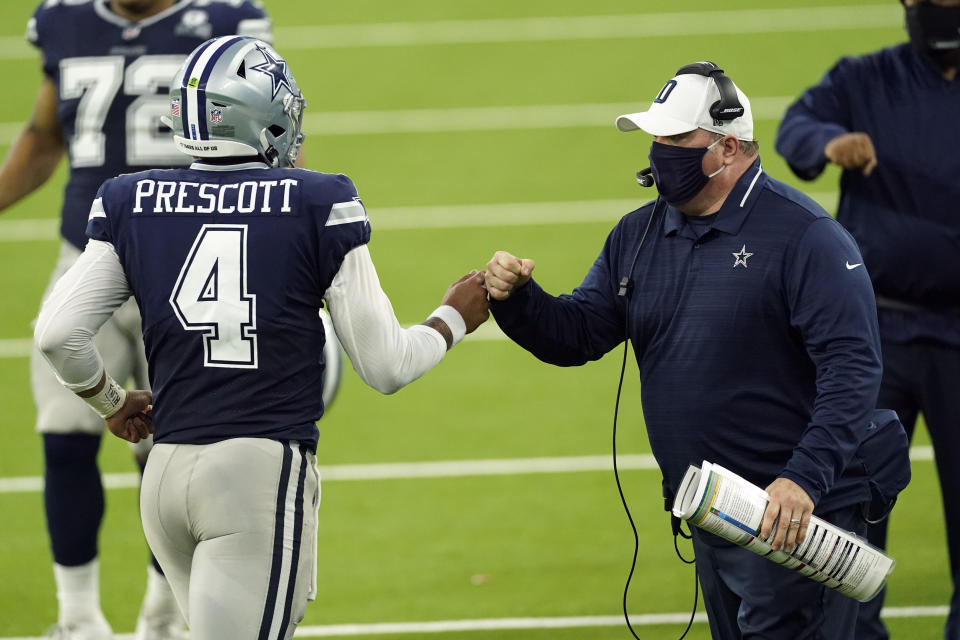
[141, 438, 320, 640]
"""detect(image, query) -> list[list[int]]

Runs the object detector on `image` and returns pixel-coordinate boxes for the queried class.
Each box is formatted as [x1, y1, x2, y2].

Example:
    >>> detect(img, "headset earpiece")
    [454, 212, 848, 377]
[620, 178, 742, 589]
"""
[674, 61, 744, 127]
[708, 73, 745, 123]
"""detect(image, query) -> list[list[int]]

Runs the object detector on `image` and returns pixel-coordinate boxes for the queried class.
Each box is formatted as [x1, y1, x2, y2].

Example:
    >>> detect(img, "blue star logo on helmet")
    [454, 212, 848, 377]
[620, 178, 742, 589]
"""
[250, 46, 293, 100]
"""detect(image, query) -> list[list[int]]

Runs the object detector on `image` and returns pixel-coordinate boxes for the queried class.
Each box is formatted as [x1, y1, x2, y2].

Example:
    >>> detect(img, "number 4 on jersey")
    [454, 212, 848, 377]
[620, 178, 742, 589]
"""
[171, 224, 258, 368]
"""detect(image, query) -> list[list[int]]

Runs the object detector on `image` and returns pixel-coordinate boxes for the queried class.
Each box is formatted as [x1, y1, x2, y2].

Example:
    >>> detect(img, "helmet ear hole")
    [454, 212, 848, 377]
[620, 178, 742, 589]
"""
[237, 60, 246, 78]
[267, 124, 285, 137]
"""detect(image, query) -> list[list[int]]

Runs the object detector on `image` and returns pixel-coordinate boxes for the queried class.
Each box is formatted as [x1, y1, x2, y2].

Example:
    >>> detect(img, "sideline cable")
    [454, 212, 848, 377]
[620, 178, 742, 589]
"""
[611, 196, 700, 639]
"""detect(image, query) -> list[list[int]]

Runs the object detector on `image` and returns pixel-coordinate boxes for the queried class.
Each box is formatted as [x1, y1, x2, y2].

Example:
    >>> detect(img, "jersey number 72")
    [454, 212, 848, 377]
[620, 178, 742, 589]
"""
[60, 55, 186, 168]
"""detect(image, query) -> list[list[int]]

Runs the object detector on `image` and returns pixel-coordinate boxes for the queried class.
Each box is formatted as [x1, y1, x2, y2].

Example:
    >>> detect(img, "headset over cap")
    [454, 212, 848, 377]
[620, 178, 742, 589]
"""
[166, 36, 306, 167]
[616, 61, 754, 141]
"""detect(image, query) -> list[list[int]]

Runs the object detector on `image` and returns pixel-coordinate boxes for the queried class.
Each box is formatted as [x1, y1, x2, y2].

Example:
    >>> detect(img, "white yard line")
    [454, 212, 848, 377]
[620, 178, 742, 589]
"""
[0, 322, 505, 360]
[0, 605, 948, 640]
[0, 338, 32, 358]
[0, 454, 658, 493]
[0, 217, 57, 242]
[1, 96, 793, 144]
[298, 97, 795, 136]
[0, 192, 840, 246]
[0, 327, 499, 360]
[290, 605, 950, 637]
[0, 447, 935, 494]
[0, 199, 637, 244]
[272, 6, 901, 50]
[0, 4, 900, 61]
[0, 121, 21, 145]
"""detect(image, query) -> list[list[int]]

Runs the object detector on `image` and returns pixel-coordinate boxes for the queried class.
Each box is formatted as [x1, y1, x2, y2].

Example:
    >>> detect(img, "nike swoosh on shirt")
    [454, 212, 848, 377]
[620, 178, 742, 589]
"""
[846, 262, 862, 270]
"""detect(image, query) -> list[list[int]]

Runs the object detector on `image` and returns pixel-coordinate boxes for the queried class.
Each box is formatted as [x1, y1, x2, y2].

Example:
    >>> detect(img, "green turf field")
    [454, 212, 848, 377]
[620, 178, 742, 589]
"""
[0, 0, 952, 637]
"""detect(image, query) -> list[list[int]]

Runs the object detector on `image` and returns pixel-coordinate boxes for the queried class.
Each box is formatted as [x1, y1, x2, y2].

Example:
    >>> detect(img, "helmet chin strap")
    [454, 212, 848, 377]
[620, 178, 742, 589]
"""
[258, 129, 281, 167]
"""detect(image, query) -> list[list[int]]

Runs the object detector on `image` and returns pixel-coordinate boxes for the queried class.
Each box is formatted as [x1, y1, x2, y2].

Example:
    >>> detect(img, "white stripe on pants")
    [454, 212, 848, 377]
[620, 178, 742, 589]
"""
[141, 438, 320, 640]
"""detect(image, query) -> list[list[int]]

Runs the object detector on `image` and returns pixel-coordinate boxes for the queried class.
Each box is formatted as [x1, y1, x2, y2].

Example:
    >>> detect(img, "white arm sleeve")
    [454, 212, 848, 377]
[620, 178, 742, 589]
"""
[34, 239, 132, 392]
[323, 244, 449, 394]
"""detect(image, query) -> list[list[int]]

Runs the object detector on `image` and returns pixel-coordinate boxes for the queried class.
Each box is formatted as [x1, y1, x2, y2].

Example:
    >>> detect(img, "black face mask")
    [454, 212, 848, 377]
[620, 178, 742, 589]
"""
[648, 139, 725, 207]
[905, 2, 960, 67]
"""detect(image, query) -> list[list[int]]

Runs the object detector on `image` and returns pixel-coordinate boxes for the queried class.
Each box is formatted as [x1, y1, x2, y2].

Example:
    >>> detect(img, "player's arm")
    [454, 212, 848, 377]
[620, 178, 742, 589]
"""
[0, 77, 65, 212]
[323, 245, 488, 394]
[33, 239, 152, 442]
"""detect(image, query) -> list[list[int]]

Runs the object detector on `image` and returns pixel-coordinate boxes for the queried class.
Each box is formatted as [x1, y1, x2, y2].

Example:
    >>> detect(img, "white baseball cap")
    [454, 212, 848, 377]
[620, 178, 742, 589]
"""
[616, 71, 754, 141]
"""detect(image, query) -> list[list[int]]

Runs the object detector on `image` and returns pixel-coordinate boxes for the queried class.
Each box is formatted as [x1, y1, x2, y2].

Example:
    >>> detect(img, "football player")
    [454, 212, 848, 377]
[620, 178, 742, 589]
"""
[0, 2, 315, 639]
[33, 35, 489, 639]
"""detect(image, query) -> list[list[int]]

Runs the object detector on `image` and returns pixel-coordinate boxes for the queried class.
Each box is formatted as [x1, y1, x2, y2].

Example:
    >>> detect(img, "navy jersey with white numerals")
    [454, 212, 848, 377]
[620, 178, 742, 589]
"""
[27, 0, 271, 249]
[86, 164, 370, 451]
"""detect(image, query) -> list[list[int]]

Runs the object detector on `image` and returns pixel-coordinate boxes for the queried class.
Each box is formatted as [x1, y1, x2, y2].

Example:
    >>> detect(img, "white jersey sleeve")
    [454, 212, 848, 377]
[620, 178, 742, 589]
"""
[323, 244, 448, 394]
[34, 239, 132, 392]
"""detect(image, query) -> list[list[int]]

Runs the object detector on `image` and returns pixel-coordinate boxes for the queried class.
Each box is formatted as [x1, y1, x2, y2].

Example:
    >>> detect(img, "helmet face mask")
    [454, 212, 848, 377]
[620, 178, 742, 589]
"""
[167, 36, 306, 167]
[259, 92, 306, 167]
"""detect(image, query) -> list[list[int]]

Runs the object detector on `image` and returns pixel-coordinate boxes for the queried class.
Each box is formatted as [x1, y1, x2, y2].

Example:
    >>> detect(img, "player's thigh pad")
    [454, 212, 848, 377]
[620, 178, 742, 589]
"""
[182, 438, 318, 640]
[33, 241, 148, 434]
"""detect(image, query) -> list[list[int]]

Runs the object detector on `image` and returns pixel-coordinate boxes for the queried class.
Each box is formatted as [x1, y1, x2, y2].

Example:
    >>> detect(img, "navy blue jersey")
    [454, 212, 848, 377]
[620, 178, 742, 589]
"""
[491, 159, 882, 513]
[27, 0, 271, 249]
[775, 44, 960, 346]
[86, 164, 370, 450]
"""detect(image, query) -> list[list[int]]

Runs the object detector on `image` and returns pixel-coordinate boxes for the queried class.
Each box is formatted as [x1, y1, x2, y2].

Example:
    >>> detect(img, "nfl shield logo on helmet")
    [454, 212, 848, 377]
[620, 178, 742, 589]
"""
[210, 108, 223, 123]
[171, 100, 181, 117]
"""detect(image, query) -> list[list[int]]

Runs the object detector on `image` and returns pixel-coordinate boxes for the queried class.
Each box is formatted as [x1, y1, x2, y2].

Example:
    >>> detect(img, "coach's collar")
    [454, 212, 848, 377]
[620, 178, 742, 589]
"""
[663, 158, 764, 238]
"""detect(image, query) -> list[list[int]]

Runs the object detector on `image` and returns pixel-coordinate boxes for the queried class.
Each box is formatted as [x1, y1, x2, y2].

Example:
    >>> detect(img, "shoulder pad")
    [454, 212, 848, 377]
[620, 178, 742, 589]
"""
[194, 0, 272, 43]
[30, 0, 94, 47]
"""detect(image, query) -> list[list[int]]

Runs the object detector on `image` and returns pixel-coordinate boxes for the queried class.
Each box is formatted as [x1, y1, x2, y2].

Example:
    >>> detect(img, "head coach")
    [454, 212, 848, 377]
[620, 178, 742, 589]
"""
[483, 62, 896, 639]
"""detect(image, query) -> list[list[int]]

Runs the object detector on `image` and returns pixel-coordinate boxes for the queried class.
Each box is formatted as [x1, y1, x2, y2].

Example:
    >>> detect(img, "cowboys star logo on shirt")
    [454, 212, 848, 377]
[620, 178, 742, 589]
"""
[732, 245, 753, 268]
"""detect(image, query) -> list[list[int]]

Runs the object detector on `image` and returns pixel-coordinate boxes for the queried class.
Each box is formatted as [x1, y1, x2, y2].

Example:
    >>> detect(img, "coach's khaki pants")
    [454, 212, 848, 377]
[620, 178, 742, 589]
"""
[141, 438, 319, 640]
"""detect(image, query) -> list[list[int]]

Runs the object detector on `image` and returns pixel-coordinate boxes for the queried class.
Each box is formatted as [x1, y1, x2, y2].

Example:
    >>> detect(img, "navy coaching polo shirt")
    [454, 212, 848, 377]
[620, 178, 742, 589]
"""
[492, 158, 882, 513]
[776, 44, 960, 347]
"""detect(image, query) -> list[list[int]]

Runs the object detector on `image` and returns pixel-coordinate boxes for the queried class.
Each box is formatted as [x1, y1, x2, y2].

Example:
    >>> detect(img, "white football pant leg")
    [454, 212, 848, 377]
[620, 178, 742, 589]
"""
[141, 439, 319, 640]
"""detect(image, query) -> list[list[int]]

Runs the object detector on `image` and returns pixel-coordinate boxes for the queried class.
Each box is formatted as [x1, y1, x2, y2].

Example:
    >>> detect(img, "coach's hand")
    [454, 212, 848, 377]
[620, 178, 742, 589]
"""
[106, 390, 154, 443]
[442, 270, 489, 334]
[761, 478, 814, 554]
[825, 132, 877, 176]
[485, 251, 535, 301]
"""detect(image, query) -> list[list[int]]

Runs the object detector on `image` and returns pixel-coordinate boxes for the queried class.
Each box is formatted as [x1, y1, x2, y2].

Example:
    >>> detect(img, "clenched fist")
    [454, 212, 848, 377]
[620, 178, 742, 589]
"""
[485, 251, 535, 301]
[824, 132, 877, 176]
[441, 270, 489, 334]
